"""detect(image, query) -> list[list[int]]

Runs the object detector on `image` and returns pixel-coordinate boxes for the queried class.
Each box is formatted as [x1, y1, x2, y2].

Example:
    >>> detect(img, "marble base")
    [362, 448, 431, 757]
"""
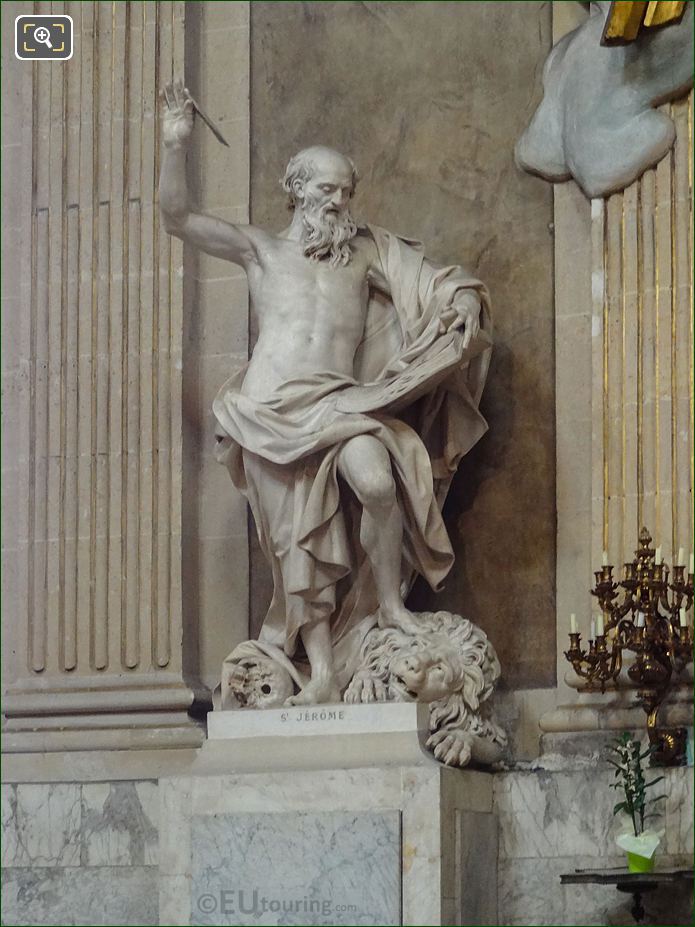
[200, 701, 434, 773]
[1, 780, 161, 926]
[159, 762, 496, 926]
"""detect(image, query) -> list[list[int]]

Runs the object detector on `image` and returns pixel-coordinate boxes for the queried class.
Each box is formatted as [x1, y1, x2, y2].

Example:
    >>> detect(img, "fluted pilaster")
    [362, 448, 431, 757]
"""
[2, 0, 243, 751]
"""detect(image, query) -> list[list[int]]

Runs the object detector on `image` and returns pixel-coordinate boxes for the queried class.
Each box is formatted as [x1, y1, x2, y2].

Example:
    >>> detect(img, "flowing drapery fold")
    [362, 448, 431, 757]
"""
[213, 225, 492, 684]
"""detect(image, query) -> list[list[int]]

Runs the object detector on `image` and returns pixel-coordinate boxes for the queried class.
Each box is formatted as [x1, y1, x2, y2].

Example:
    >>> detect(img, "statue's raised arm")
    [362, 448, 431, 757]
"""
[158, 78, 261, 268]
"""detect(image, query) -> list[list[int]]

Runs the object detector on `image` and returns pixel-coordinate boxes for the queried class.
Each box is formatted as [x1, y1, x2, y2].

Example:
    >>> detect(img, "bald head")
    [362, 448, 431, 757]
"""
[282, 146, 358, 208]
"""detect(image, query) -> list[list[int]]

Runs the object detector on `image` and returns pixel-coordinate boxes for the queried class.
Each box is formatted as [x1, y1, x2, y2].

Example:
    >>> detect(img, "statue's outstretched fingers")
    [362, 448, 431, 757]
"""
[166, 84, 178, 110]
[174, 79, 187, 109]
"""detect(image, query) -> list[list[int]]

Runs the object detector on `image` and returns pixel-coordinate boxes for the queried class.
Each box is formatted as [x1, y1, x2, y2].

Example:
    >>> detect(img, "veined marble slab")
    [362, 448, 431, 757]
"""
[2, 866, 158, 926]
[190, 811, 400, 926]
[1, 784, 81, 868]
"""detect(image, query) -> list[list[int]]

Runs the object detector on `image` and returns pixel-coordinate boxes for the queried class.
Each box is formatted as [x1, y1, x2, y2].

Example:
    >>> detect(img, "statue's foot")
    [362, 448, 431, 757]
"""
[378, 605, 421, 636]
[285, 675, 342, 706]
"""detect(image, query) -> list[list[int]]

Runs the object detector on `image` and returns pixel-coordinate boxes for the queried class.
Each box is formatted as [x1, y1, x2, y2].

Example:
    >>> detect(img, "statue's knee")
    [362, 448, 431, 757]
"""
[358, 468, 396, 507]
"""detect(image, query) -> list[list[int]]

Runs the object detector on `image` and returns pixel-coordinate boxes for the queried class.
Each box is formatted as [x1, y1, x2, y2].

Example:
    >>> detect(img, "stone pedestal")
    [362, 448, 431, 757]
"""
[201, 700, 433, 772]
[159, 704, 497, 927]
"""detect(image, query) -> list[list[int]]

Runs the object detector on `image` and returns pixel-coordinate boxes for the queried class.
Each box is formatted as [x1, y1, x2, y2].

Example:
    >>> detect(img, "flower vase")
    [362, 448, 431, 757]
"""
[626, 850, 655, 873]
[616, 831, 661, 873]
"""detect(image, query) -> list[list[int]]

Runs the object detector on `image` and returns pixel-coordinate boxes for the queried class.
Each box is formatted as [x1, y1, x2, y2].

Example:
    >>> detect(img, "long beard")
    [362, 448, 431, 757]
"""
[300, 199, 357, 267]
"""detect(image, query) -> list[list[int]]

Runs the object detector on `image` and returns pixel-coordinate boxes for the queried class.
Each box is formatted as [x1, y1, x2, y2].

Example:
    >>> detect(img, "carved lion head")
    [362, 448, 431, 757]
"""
[367, 611, 501, 715]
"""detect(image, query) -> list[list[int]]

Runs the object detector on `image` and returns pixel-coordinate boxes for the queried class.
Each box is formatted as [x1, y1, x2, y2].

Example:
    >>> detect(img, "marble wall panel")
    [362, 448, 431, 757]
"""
[249, 0, 556, 689]
[1, 784, 81, 869]
[494, 765, 694, 926]
[494, 769, 616, 861]
[2, 866, 158, 927]
[664, 768, 694, 857]
[494, 766, 693, 862]
[190, 811, 401, 926]
[80, 781, 159, 867]
[1, 781, 160, 871]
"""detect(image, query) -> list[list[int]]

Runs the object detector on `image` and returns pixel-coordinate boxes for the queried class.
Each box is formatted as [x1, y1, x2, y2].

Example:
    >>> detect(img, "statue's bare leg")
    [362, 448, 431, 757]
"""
[338, 435, 421, 635]
[285, 617, 342, 705]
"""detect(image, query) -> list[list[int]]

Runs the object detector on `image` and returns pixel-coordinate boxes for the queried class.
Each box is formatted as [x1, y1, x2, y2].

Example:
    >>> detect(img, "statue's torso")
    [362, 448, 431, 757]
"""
[242, 234, 375, 399]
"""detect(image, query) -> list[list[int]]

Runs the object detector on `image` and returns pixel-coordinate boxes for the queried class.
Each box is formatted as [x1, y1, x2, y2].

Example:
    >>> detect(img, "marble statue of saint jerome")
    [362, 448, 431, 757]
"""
[159, 79, 493, 706]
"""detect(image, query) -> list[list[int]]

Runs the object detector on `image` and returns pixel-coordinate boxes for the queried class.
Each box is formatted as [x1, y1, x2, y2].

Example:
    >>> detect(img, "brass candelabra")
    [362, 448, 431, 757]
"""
[565, 527, 693, 765]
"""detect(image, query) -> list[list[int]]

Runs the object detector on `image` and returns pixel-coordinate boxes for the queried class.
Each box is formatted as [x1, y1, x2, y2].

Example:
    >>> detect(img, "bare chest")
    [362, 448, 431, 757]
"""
[248, 243, 370, 336]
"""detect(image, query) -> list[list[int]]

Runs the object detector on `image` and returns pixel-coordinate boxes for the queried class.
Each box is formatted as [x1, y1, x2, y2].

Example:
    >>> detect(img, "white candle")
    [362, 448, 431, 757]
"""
[596, 614, 604, 636]
[602, 550, 608, 566]
[570, 613, 577, 634]
[689, 553, 694, 574]
[677, 547, 684, 566]
[655, 546, 662, 564]
[636, 612, 645, 628]
[679, 608, 687, 628]
[590, 619, 596, 640]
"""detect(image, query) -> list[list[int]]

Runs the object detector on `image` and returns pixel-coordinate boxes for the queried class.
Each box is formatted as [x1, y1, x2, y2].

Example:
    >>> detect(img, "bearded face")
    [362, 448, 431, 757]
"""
[299, 189, 358, 267]
[283, 148, 359, 267]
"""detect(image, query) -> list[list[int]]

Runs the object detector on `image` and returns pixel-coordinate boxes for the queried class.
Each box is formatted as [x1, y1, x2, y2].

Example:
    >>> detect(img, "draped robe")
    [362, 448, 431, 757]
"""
[213, 225, 492, 689]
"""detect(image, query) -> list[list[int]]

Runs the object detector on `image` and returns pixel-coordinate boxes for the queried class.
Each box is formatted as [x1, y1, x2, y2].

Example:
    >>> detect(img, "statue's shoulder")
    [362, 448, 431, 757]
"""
[353, 225, 376, 246]
[364, 224, 424, 253]
[350, 226, 380, 264]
